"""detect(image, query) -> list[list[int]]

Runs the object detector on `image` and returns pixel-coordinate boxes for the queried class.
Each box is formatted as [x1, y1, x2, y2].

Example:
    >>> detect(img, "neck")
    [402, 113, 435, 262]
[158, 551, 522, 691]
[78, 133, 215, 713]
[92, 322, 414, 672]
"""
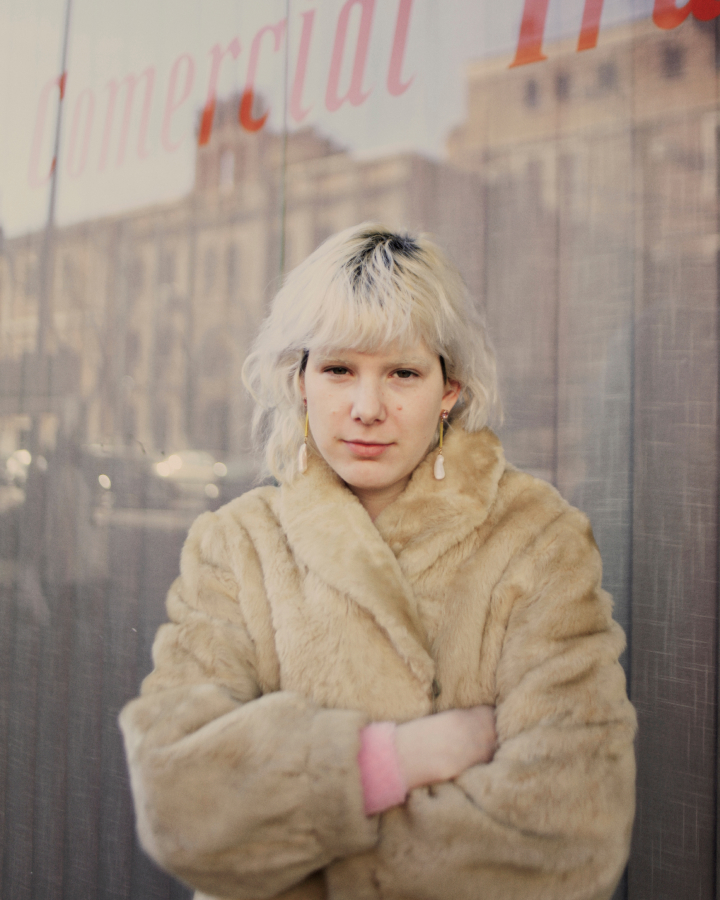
[349, 477, 411, 521]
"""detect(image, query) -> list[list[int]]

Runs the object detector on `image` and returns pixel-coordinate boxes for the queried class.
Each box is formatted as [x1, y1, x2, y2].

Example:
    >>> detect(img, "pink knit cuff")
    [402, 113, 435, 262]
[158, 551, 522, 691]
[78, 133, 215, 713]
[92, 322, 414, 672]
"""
[357, 722, 408, 816]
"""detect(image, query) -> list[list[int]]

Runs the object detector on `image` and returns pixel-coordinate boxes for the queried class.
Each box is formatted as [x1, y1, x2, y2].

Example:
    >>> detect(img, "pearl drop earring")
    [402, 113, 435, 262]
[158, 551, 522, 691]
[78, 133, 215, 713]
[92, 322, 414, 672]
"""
[298, 408, 309, 474]
[434, 410, 449, 480]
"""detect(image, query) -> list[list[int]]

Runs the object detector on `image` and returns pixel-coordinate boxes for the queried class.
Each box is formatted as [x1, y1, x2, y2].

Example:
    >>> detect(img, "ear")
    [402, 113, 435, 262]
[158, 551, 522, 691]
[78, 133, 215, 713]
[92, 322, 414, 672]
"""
[442, 379, 462, 413]
[299, 369, 306, 402]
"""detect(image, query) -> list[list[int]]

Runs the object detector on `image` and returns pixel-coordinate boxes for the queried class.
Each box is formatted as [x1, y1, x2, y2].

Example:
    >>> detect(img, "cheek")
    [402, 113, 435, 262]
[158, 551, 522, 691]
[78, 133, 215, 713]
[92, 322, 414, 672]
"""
[310, 404, 342, 436]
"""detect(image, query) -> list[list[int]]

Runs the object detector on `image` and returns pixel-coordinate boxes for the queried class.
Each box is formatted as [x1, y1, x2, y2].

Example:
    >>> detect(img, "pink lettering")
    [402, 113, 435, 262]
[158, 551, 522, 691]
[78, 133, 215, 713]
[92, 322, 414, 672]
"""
[198, 38, 241, 146]
[98, 67, 155, 170]
[653, 0, 720, 29]
[67, 88, 95, 178]
[28, 74, 66, 188]
[161, 53, 195, 153]
[290, 10, 315, 122]
[326, 0, 375, 112]
[387, 0, 415, 96]
[240, 20, 286, 132]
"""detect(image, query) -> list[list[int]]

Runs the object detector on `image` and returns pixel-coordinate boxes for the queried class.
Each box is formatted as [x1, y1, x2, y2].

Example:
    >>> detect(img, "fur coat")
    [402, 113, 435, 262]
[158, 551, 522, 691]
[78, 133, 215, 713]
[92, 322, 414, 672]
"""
[120, 427, 636, 900]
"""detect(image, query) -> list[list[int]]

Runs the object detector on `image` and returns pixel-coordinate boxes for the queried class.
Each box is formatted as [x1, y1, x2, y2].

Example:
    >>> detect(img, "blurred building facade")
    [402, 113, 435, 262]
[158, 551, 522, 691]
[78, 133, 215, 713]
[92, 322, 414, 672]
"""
[0, 14, 718, 900]
[0, 95, 482, 463]
[447, 17, 719, 898]
[448, 15, 718, 477]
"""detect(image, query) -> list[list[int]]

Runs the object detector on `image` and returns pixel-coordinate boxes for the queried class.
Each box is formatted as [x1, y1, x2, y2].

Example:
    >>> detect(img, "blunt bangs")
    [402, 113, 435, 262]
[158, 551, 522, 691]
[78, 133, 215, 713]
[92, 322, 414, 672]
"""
[301, 272, 454, 360]
[242, 223, 500, 482]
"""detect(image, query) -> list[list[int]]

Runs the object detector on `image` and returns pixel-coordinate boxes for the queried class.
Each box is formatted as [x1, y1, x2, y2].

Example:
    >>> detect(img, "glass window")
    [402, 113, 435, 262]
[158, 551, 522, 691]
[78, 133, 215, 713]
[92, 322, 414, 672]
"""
[0, 4, 717, 899]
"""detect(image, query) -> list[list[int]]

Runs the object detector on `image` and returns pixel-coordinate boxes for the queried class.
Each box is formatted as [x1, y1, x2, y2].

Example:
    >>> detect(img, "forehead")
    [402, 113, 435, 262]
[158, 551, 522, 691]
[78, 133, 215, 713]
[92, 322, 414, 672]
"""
[311, 337, 436, 364]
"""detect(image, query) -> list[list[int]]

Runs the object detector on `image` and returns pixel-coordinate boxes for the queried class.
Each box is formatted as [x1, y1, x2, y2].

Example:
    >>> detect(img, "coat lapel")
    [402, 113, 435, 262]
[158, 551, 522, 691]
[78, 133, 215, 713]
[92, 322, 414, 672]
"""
[279, 458, 435, 687]
[278, 428, 505, 689]
[375, 428, 505, 581]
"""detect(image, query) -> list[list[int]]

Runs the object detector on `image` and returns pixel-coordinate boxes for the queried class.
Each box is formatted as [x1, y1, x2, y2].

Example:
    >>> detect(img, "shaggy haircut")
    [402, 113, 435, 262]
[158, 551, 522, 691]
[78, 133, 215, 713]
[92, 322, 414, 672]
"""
[242, 223, 500, 482]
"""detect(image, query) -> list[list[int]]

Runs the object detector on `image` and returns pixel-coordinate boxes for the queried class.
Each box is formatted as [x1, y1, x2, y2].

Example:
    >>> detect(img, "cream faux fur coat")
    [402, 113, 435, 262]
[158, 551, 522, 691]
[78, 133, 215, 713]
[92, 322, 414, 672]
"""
[120, 428, 636, 900]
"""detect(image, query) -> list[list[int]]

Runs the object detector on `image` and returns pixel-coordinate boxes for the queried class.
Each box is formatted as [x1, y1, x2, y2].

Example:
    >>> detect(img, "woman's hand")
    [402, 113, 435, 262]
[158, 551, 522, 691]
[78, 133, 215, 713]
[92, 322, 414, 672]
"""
[394, 705, 496, 791]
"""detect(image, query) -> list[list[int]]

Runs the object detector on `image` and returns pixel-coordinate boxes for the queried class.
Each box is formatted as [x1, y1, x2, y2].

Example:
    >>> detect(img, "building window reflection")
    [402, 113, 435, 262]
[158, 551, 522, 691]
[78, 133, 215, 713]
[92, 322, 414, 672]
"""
[200, 328, 231, 378]
[202, 399, 230, 455]
[196, 155, 210, 191]
[555, 72, 570, 102]
[122, 404, 137, 443]
[598, 61, 617, 91]
[225, 244, 237, 300]
[24, 258, 38, 297]
[524, 78, 539, 108]
[128, 256, 145, 295]
[220, 149, 235, 192]
[126, 330, 141, 370]
[203, 248, 217, 294]
[661, 43, 684, 79]
[159, 250, 176, 287]
[62, 256, 84, 308]
[154, 326, 174, 360]
[153, 401, 168, 451]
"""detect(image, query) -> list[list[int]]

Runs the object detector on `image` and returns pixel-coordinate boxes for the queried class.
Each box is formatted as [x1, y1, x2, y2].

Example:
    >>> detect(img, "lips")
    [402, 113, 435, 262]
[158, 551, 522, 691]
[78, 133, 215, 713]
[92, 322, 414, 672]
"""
[342, 440, 392, 459]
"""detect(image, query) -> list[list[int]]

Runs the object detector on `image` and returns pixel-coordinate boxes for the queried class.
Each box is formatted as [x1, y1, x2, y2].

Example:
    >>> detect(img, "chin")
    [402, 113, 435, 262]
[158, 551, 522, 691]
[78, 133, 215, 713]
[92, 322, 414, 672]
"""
[344, 469, 406, 495]
[335, 462, 382, 483]
[343, 474, 390, 492]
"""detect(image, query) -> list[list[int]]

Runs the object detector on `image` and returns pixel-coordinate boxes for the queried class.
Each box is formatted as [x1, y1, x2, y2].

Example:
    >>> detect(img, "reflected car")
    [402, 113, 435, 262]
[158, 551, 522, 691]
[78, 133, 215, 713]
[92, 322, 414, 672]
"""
[154, 450, 223, 507]
[2, 448, 33, 487]
[211, 454, 263, 507]
[83, 444, 169, 509]
[0, 449, 33, 518]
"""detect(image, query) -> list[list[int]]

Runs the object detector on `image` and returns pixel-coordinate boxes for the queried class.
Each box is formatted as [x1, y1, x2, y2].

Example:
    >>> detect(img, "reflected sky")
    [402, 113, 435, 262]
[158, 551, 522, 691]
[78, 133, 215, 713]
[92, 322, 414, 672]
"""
[0, 0, 653, 236]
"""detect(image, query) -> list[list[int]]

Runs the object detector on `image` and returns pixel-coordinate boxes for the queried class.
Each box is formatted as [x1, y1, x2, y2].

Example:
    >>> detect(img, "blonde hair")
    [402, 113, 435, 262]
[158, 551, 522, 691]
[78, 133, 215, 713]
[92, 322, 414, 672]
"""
[242, 223, 500, 482]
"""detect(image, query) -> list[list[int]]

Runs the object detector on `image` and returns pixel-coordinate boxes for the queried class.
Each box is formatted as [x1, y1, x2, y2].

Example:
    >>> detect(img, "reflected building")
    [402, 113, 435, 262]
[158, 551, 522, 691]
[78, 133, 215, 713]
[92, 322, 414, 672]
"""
[0, 14, 718, 900]
[2, 16, 714, 473]
[448, 14, 718, 483]
[447, 17, 719, 898]
[443, 13, 717, 576]
[0, 95, 481, 464]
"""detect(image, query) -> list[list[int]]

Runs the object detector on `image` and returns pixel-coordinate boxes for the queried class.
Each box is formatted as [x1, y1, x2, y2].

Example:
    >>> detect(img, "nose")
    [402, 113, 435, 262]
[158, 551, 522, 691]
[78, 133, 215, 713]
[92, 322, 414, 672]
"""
[351, 376, 386, 424]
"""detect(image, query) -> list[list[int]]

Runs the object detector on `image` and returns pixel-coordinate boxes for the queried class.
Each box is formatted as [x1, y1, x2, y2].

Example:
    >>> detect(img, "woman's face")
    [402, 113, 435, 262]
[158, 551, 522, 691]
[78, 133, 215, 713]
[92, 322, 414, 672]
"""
[301, 339, 461, 519]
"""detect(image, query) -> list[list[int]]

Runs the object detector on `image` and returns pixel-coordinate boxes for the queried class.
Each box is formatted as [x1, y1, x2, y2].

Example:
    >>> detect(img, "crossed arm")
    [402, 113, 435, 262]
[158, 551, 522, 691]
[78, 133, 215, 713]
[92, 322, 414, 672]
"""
[120, 506, 636, 900]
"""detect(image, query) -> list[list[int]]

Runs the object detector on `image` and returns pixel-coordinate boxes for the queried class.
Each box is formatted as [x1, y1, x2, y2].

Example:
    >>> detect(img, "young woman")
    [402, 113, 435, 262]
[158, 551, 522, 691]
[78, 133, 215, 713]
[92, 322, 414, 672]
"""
[120, 224, 636, 900]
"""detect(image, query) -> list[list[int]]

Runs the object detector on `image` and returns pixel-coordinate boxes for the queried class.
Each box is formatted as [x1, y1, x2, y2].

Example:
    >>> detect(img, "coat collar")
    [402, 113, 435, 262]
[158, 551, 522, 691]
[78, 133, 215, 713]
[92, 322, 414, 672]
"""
[375, 427, 505, 580]
[277, 428, 505, 687]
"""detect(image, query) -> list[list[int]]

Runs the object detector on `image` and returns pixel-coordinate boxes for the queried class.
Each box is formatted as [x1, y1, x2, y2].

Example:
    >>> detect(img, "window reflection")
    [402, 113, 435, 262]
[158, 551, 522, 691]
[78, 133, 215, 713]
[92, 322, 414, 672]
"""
[0, 5, 718, 900]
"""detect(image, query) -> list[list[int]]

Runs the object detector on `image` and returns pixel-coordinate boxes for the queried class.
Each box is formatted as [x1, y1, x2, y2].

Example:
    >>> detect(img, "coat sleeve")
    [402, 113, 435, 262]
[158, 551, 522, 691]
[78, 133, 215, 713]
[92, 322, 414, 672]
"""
[367, 505, 637, 900]
[119, 507, 378, 900]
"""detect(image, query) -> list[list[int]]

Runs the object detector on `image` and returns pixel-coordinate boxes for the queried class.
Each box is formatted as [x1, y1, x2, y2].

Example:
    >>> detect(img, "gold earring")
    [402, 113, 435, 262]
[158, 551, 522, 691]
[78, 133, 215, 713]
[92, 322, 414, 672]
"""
[298, 408, 309, 473]
[434, 410, 449, 480]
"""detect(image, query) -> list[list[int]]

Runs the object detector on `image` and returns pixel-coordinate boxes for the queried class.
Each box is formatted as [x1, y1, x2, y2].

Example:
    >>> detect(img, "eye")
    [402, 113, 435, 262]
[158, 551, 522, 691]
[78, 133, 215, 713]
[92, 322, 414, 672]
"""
[394, 369, 418, 379]
[323, 365, 350, 376]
